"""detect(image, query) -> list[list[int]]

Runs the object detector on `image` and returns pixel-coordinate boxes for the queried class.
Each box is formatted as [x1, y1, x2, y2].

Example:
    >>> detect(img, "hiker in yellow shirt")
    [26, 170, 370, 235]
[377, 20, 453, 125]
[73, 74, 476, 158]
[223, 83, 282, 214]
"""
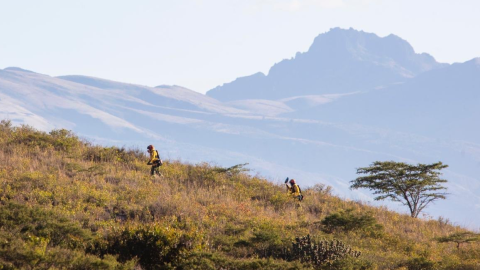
[147, 145, 163, 176]
[285, 178, 303, 201]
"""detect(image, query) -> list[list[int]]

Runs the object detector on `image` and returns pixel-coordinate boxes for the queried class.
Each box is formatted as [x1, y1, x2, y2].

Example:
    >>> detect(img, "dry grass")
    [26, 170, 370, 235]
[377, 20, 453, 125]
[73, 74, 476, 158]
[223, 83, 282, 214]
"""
[1, 120, 479, 269]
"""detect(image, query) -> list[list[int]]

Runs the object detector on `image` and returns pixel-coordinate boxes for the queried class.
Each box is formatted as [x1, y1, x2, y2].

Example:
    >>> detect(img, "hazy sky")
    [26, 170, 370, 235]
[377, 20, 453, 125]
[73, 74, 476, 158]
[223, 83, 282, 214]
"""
[1, 0, 479, 94]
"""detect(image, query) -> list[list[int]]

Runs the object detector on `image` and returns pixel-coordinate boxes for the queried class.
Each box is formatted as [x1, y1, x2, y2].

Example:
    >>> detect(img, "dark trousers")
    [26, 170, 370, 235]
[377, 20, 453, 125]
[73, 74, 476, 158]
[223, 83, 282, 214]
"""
[150, 164, 161, 176]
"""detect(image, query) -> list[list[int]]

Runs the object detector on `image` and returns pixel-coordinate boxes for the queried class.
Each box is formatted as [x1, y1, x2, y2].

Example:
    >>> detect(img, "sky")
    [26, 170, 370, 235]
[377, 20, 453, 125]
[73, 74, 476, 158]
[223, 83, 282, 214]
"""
[1, 0, 479, 94]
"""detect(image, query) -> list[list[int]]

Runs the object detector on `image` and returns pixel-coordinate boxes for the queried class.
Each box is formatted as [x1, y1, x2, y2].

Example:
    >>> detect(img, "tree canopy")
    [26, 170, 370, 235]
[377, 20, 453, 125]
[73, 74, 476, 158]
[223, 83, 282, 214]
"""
[350, 161, 448, 218]
[436, 232, 480, 249]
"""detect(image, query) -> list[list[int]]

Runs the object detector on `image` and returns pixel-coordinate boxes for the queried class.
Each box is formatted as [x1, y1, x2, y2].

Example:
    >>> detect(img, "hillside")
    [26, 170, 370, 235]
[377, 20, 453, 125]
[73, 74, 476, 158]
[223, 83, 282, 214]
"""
[1, 121, 479, 269]
[2, 48, 480, 228]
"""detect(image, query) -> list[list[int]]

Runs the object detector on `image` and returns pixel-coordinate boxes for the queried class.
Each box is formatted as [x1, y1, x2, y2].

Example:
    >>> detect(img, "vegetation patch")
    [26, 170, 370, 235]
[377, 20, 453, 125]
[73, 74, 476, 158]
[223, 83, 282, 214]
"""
[0, 120, 478, 269]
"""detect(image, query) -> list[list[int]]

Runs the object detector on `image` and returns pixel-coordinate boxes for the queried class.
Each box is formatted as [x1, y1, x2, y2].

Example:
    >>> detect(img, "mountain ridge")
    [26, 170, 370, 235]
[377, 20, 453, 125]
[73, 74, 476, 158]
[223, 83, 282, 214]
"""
[207, 27, 447, 101]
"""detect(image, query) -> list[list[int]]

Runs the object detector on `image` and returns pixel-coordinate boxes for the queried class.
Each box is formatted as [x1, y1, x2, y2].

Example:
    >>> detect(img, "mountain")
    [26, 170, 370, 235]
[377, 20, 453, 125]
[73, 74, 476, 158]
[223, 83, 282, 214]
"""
[0, 68, 247, 135]
[287, 57, 480, 142]
[207, 28, 447, 101]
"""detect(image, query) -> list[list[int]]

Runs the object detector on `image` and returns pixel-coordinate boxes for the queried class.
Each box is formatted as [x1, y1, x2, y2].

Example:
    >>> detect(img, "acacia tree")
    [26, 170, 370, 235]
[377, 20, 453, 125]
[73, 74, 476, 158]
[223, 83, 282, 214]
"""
[350, 161, 448, 218]
[436, 232, 480, 249]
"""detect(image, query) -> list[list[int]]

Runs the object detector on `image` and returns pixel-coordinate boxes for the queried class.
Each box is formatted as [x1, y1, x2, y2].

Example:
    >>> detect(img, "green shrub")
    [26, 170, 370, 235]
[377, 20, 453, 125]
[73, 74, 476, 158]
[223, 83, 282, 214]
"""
[89, 222, 204, 269]
[178, 252, 304, 270]
[0, 203, 92, 249]
[285, 235, 361, 267]
[321, 209, 382, 234]
[6, 126, 81, 152]
[48, 129, 82, 152]
[0, 240, 134, 270]
[0, 203, 133, 269]
[327, 256, 375, 270]
[83, 146, 143, 164]
[400, 256, 437, 270]
[250, 224, 285, 258]
[213, 163, 250, 177]
[269, 193, 290, 211]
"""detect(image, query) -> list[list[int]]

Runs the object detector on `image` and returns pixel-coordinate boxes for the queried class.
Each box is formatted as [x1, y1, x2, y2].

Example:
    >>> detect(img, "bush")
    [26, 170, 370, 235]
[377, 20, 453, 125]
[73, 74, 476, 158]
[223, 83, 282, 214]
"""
[0, 203, 92, 249]
[328, 256, 375, 270]
[400, 257, 437, 270]
[269, 193, 291, 211]
[7, 126, 81, 152]
[178, 252, 304, 270]
[89, 222, 205, 269]
[213, 163, 249, 177]
[0, 203, 133, 269]
[285, 235, 361, 266]
[83, 146, 143, 164]
[0, 241, 134, 270]
[250, 224, 285, 258]
[321, 209, 382, 234]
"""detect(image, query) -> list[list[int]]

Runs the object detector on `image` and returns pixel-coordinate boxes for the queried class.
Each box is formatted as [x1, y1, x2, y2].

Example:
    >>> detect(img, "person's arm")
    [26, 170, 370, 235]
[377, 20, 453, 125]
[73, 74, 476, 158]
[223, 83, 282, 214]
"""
[147, 151, 154, 164]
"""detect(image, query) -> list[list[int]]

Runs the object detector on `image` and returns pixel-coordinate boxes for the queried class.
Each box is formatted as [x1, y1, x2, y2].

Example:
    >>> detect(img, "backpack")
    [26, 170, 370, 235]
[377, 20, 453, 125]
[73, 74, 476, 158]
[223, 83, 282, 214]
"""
[298, 185, 304, 201]
[155, 150, 163, 166]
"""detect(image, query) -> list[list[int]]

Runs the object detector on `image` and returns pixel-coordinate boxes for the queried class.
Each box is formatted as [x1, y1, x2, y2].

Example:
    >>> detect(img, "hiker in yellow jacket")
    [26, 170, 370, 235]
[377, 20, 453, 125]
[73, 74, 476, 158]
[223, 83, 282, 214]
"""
[285, 178, 303, 201]
[147, 145, 163, 176]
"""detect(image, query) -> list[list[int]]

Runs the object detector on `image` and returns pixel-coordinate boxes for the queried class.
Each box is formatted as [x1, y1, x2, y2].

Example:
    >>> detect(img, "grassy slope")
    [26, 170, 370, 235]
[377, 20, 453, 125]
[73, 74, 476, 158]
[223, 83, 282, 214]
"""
[0, 120, 479, 270]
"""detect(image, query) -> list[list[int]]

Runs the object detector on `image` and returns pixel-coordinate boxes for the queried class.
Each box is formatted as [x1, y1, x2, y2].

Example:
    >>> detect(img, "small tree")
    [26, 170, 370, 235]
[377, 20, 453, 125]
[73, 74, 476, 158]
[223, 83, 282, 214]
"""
[350, 161, 448, 218]
[436, 232, 480, 249]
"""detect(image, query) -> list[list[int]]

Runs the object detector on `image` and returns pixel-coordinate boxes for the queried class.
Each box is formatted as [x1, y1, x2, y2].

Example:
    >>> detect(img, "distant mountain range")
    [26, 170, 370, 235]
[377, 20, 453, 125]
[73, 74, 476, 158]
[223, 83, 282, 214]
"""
[207, 27, 447, 101]
[1, 28, 479, 227]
